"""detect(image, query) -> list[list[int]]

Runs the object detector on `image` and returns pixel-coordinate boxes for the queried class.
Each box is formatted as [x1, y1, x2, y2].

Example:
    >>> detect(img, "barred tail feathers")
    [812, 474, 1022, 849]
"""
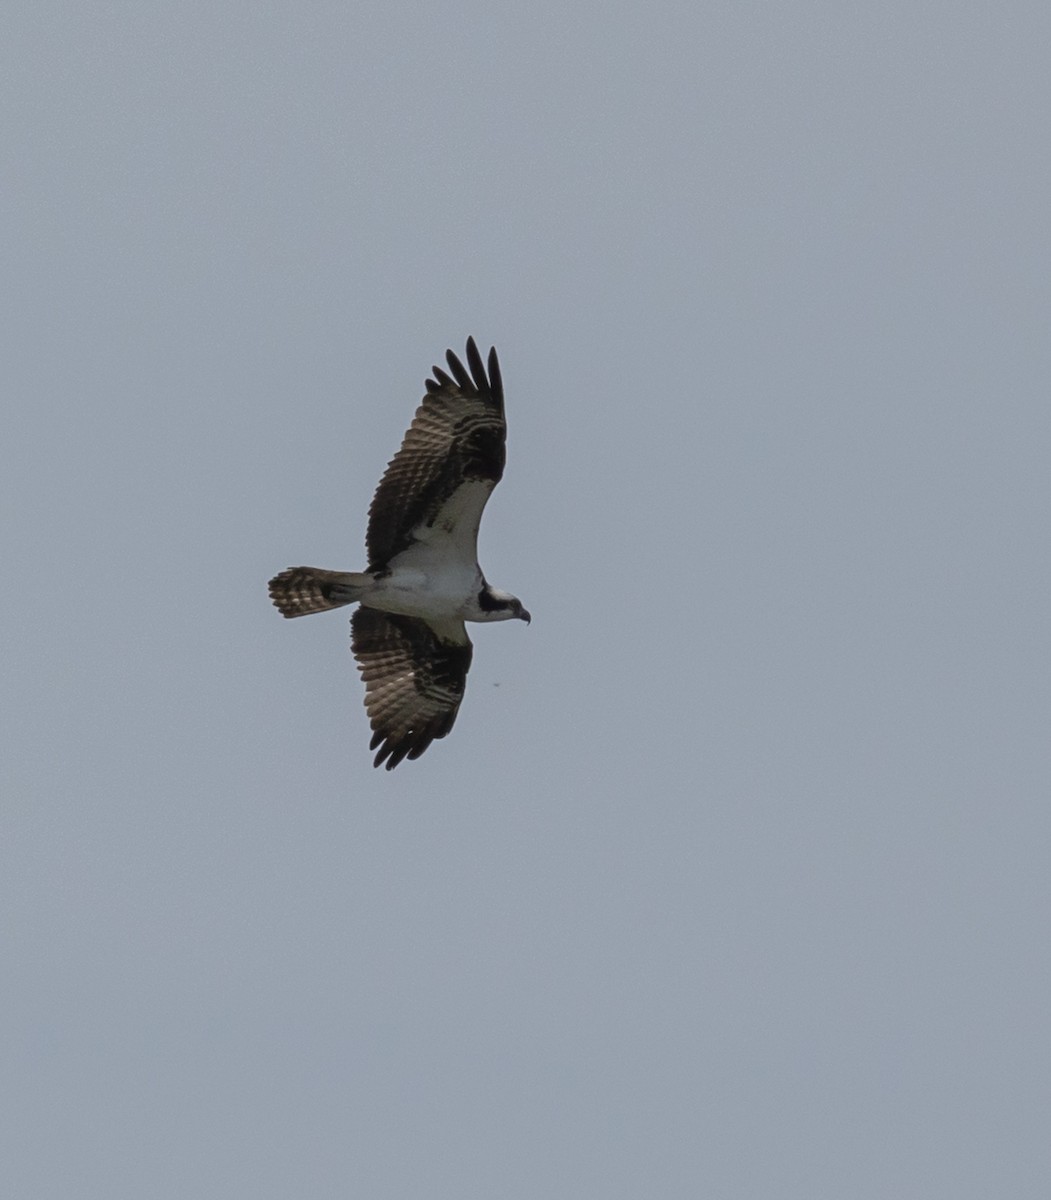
[268, 567, 371, 618]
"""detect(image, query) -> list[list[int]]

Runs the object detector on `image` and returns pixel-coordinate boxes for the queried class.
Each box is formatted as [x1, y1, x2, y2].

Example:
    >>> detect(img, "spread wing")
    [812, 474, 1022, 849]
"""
[351, 607, 474, 770]
[366, 338, 505, 570]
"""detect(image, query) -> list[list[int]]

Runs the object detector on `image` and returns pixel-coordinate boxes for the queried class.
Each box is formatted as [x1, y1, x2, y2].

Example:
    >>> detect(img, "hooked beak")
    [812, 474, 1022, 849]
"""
[519, 609, 531, 624]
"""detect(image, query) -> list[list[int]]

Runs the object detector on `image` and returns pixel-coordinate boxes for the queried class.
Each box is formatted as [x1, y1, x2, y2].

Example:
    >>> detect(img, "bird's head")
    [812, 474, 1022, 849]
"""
[477, 585, 531, 624]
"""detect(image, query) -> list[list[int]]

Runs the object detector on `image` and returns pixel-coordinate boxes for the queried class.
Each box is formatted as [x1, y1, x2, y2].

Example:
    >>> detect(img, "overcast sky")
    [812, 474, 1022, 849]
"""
[3, 3, 1050, 1197]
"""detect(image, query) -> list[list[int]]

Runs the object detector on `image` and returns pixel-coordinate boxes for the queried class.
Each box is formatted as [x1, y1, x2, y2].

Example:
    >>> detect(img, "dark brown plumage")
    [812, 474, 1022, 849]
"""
[365, 339, 505, 569]
[268, 567, 365, 618]
[351, 607, 473, 769]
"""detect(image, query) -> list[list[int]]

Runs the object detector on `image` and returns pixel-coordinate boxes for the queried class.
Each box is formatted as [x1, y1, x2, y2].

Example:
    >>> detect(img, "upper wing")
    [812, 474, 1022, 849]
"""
[351, 607, 474, 770]
[366, 338, 505, 570]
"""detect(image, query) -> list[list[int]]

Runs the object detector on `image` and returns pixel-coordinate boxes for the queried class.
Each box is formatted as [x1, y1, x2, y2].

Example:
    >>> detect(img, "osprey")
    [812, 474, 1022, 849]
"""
[269, 338, 529, 769]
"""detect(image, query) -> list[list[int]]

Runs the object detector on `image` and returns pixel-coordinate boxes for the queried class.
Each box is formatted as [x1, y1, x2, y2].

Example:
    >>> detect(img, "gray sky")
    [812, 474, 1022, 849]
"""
[3, 3, 1050, 1197]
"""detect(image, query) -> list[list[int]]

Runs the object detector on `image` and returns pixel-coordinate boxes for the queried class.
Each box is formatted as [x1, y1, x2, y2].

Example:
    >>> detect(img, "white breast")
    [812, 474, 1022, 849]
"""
[365, 480, 492, 619]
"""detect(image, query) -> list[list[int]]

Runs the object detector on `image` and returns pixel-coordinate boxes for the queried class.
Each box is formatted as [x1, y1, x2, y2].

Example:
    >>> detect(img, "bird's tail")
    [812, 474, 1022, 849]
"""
[268, 567, 372, 618]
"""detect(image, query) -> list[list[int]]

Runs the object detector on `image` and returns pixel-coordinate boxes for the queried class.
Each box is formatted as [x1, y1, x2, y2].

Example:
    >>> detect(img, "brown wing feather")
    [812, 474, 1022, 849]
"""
[351, 607, 474, 770]
[365, 338, 505, 570]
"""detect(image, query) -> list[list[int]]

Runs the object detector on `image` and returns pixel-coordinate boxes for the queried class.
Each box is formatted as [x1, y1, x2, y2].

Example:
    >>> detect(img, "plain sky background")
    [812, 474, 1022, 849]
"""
[3, 3, 1049, 1197]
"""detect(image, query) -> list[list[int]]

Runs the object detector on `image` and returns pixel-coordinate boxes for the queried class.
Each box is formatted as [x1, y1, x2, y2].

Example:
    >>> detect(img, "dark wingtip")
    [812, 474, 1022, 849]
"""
[426, 338, 501, 404]
[486, 344, 503, 407]
[372, 740, 414, 770]
[465, 336, 498, 401]
[464, 337, 484, 388]
[445, 345, 473, 391]
[428, 365, 455, 391]
[369, 727, 419, 770]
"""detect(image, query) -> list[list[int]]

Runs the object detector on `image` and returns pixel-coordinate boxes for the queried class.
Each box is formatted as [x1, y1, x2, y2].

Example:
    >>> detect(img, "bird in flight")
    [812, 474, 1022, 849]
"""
[269, 338, 529, 769]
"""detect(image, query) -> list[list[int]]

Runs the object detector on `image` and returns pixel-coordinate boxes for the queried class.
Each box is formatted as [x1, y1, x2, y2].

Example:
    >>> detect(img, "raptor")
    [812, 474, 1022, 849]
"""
[269, 338, 529, 769]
